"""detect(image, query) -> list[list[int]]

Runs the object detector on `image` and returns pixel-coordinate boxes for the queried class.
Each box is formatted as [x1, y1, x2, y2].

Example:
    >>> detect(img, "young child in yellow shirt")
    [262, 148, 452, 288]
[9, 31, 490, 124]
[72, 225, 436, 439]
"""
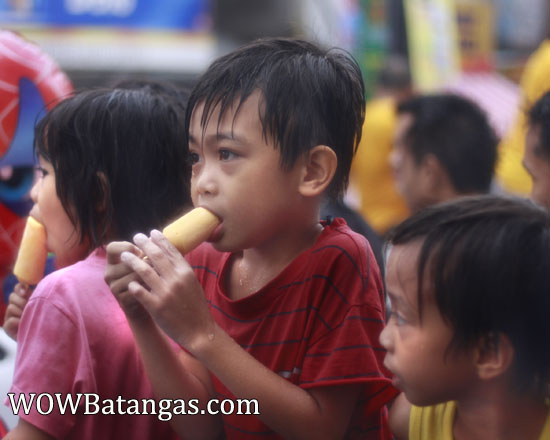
[380, 195, 550, 440]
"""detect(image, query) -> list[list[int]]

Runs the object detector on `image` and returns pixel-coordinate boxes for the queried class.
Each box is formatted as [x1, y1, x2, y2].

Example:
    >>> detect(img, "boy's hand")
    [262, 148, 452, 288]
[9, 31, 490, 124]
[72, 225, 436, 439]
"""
[104, 241, 150, 322]
[3, 283, 32, 341]
[120, 230, 216, 351]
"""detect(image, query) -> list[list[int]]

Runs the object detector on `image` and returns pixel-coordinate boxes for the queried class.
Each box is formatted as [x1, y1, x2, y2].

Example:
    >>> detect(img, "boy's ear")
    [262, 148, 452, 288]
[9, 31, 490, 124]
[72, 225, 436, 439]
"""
[422, 155, 446, 187]
[475, 333, 514, 381]
[421, 154, 457, 198]
[298, 145, 337, 197]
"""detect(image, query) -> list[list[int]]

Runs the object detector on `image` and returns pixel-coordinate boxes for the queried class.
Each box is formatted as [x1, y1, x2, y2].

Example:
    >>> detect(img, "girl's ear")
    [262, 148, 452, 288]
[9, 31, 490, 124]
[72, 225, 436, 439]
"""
[475, 333, 514, 381]
[298, 145, 337, 197]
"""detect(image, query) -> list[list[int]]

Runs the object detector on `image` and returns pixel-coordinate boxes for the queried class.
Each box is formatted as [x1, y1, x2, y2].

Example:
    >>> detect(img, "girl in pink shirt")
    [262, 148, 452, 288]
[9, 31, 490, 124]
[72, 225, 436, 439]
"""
[4, 83, 191, 440]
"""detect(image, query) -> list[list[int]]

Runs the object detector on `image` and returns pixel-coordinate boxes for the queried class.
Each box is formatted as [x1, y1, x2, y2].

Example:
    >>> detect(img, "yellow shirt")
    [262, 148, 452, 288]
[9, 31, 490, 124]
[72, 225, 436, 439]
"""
[409, 401, 550, 440]
[496, 39, 550, 195]
[350, 97, 409, 234]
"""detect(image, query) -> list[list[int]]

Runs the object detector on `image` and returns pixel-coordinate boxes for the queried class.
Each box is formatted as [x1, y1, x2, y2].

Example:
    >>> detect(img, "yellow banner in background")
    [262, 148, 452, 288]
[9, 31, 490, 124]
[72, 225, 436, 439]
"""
[404, 0, 460, 91]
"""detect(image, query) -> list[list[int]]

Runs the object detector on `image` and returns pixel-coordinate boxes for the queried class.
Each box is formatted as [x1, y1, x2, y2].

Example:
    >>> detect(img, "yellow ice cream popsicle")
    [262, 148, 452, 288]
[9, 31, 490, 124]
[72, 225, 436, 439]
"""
[162, 207, 220, 254]
[13, 216, 48, 285]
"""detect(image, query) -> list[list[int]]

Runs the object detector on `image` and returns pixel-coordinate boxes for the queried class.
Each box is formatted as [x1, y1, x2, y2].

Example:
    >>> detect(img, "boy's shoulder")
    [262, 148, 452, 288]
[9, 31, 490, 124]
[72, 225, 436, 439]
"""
[314, 217, 371, 254]
[310, 217, 380, 279]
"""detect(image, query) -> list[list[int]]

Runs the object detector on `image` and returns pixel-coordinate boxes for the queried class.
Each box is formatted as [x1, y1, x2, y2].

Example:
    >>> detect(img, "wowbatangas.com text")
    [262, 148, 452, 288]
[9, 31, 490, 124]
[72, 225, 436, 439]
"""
[6, 393, 259, 421]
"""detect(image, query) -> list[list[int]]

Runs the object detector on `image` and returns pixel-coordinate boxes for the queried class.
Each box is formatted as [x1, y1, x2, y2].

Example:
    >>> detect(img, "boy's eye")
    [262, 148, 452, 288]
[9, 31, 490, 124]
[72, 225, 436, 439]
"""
[389, 311, 407, 326]
[219, 149, 236, 161]
[189, 152, 201, 165]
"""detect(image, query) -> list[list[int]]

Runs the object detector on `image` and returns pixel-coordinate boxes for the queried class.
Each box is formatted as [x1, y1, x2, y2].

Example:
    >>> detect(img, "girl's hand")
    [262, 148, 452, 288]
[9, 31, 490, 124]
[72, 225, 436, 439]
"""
[120, 230, 216, 352]
[3, 283, 32, 341]
[104, 241, 150, 322]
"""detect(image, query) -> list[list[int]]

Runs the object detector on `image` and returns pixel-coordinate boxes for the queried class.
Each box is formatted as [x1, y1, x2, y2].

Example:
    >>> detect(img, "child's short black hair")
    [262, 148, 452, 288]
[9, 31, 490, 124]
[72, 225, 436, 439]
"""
[35, 84, 192, 248]
[527, 90, 550, 158]
[185, 37, 366, 199]
[387, 195, 550, 395]
[397, 93, 498, 194]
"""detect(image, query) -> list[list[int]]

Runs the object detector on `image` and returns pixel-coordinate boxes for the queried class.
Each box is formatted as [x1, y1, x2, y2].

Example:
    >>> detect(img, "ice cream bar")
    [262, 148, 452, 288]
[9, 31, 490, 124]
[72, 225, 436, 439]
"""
[162, 207, 220, 254]
[13, 216, 48, 285]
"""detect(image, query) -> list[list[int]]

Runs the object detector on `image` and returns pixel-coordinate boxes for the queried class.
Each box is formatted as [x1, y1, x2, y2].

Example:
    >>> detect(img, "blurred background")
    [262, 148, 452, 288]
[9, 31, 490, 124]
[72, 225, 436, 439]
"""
[1, 0, 548, 93]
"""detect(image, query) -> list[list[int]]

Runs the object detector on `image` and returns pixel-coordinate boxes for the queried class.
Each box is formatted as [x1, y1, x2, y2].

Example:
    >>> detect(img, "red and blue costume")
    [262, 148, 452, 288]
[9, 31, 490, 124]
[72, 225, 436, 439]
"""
[0, 30, 73, 325]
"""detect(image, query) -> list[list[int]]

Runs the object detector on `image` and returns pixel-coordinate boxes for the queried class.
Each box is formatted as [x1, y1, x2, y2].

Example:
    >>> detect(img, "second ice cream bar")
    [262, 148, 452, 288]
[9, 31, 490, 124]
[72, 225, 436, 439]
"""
[162, 207, 220, 254]
[13, 216, 48, 285]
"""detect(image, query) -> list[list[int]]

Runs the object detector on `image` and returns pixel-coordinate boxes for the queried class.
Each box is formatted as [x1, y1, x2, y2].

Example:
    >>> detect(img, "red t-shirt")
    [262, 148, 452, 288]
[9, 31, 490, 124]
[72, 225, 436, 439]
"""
[186, 218, 397, 439]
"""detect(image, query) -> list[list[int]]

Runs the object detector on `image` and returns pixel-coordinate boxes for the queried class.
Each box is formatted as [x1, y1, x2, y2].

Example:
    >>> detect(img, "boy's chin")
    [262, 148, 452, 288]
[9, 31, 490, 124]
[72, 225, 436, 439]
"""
[208, 238, 236, 253]
[401, 389, 445, 408]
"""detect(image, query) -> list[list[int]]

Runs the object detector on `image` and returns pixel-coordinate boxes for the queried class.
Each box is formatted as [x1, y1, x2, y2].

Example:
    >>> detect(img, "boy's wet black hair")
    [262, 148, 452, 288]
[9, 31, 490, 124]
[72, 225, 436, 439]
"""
[397, 93, 498, 194]
[387, 195, 550, 395]
[184, 37, 366, 199]
[527, 90, 550, 158]
[34, 84, 192, 249]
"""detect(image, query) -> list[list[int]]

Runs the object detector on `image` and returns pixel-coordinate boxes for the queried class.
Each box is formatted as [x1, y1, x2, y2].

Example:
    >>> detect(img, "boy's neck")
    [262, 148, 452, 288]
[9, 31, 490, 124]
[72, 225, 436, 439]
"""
[227, 218, 324, 300]
[454, 385, 548, 440]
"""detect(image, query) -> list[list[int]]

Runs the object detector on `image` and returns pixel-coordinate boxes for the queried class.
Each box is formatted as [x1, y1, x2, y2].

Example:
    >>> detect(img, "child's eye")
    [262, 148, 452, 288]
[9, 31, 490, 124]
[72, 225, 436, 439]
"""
[219, 149, 237, 161]
[189, 152, 201, 165]
[389, 311, 407, 326]
[36, 166, 48, 178]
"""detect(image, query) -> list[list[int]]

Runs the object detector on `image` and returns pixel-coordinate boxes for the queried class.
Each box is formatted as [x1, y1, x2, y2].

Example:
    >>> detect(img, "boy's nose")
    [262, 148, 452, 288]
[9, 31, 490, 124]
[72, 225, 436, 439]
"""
[192, 165, 218, 197]
[379, 323, 393, 352]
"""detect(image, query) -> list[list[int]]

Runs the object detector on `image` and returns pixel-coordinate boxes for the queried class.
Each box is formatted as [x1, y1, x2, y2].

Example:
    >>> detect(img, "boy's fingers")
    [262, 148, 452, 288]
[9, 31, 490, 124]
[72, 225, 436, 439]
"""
[121, 251, 163, 293]
[107, 272, 142, 297]
[150, 229, 184, 261]
[133, 233, 181, 279]
[105, 261, 137, 286]
[128, 280, 160, 311]
[106, 241, 143, 264]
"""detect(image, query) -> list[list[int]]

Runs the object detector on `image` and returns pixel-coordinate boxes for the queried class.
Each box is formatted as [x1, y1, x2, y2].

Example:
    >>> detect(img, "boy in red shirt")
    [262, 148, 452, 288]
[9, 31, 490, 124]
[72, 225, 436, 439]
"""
[106, 38, 396, 439]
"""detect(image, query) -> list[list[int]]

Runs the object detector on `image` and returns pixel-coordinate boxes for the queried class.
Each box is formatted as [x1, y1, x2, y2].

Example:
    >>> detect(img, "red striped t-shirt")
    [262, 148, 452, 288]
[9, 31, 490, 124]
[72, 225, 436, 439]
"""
[186, 218, 397, 439]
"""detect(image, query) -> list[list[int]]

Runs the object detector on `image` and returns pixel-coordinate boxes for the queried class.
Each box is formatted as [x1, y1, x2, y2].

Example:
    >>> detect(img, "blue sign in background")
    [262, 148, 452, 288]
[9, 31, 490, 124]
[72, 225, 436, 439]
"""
[0, 0, 210, 31]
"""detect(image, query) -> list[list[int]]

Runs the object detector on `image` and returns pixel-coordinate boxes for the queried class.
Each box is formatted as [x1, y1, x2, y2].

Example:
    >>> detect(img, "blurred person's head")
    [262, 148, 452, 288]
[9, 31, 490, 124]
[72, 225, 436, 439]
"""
[375, 55, 412, 100]
[391, 94, 497, 213]
[523, 90, 550, 208]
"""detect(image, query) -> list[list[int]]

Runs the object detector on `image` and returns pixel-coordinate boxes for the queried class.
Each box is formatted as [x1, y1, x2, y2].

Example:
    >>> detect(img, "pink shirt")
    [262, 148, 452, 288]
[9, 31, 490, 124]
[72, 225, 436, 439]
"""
[6, 248, 177, 439]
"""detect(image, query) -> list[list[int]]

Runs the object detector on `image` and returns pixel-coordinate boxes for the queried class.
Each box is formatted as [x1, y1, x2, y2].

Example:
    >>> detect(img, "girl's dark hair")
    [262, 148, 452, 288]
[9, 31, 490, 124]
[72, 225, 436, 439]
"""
[387, 195, 550, 395]
[184, 37, 366, 199]
[35, 84, 192, 249]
